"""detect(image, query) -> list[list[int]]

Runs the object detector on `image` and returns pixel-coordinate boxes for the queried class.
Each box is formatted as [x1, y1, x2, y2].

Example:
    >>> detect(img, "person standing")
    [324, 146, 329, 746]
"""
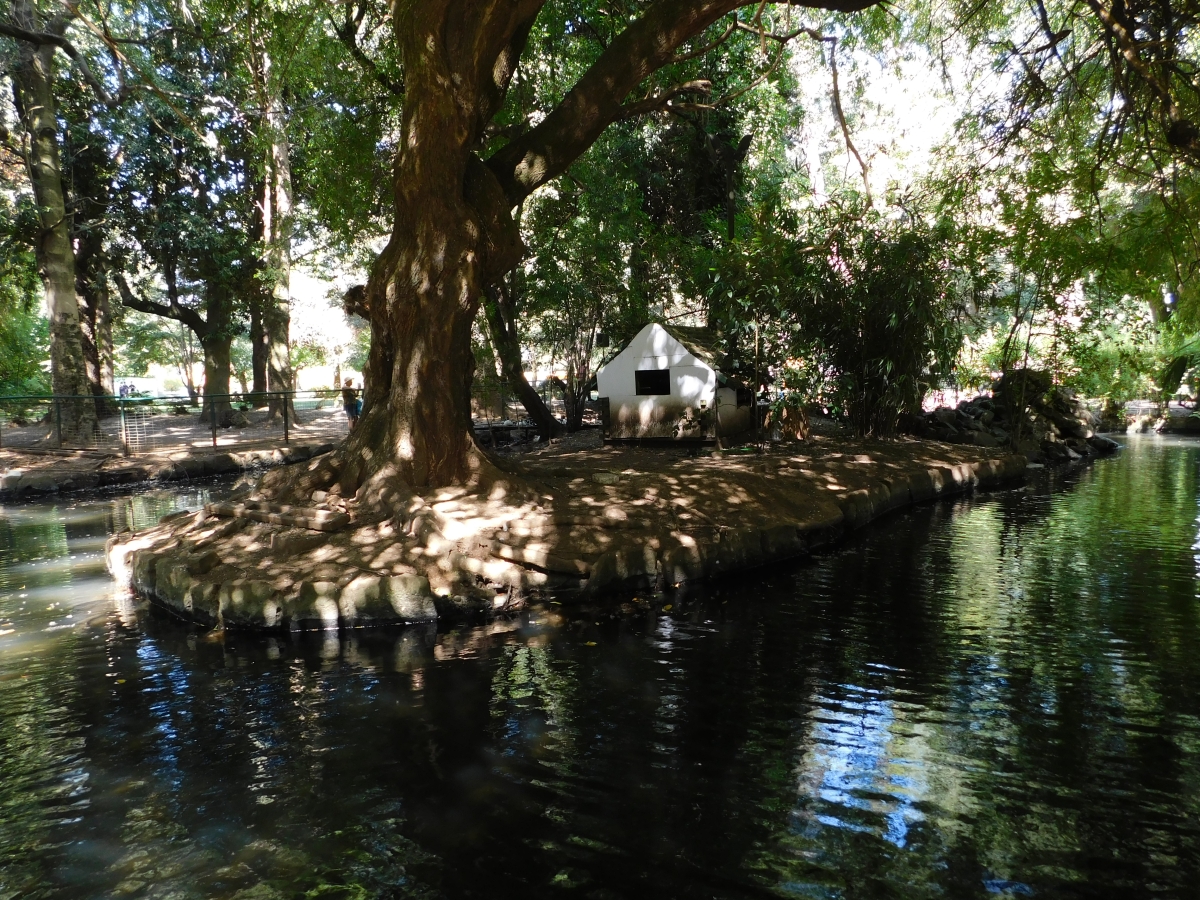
[342, 378, 360, 431]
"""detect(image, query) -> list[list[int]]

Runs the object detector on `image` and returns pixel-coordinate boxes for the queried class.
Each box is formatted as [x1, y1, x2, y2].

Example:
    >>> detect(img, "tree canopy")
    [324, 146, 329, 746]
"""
[1, 0, 1197, 475]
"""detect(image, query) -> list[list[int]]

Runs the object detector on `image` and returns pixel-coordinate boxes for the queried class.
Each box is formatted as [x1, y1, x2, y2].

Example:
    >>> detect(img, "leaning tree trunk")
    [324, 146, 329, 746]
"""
[10, 2, 96, 444]
[482, 285, 563, 440]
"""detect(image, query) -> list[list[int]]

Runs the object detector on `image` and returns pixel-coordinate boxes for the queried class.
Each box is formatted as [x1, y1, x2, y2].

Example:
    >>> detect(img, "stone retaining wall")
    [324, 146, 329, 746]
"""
[581, 453, 1028, 595]
[106, 450, 1032, 633]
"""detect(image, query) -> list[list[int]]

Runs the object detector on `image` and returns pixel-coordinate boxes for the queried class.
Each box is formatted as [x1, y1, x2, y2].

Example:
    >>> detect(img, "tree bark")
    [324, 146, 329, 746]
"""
[250, 301, 268, 398]
[76, 223, 115, 414]
[200, 281, 236, 426]
[201, 334, 235, 426]
[482, 284, 563, 440]
[336, 0, 878, 492]
[10, 0, 96, 443]
[261, 51, 297, 423]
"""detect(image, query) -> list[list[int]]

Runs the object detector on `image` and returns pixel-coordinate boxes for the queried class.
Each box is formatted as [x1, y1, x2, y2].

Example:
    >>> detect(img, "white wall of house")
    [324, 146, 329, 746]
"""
[596, 323, 750, 439]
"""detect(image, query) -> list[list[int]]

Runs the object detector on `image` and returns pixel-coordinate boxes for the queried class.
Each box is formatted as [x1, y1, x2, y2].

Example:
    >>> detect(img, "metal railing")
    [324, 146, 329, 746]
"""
[0, 389, 353, 455]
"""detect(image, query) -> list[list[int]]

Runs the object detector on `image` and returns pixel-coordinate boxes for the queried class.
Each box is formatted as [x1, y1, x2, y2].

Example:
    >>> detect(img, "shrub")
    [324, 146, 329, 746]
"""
[799, 222, 961, 438]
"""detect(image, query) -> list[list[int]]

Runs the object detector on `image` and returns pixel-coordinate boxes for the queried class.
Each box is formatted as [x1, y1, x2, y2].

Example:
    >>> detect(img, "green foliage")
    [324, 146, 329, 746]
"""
[345, 321, 372, 374]
[290, 338, 328, 374]
[0, 198, 49, 395]
[804, 217, 960, 436]
[114, 311, 183, 378]
[708, 205, 961, 437]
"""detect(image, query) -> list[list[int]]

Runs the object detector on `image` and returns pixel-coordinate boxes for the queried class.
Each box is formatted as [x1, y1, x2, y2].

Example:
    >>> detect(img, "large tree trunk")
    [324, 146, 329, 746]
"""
[250, 301, 268, 399]
[201, 336, 235, 427]
[199, 281, 235, 426]
[67, 110, 117, 414]
[329, 0, 877, 495]
[260, 52, 298, 424]
[76, 231, 115, 415]
[338, 8, 527, 490]
[482, 284, 562, 440]
[10, 0, 96, 443]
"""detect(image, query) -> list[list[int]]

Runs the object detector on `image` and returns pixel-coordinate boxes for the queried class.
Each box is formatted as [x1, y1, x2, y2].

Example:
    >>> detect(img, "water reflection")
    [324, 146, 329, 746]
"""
[2, 439, 1200, 898]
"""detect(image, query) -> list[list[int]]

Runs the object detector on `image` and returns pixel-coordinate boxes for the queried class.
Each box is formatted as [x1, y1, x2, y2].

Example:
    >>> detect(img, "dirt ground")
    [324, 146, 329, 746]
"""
[0, 405, 350, 454]
[0, 435, 336, 499]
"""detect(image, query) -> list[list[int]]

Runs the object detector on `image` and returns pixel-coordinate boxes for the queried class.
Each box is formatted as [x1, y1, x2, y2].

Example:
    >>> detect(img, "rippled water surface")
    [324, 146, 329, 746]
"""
[3, 437, 1200, 899]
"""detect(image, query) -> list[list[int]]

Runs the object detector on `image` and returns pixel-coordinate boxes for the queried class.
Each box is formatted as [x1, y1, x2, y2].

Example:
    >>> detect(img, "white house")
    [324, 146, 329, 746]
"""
[595, 323, 753, 440]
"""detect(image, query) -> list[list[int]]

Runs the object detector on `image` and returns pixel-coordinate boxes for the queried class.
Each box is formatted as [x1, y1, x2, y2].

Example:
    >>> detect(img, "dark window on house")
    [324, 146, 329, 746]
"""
[736, 386, 753, 407]
[635, 369, 671, 395]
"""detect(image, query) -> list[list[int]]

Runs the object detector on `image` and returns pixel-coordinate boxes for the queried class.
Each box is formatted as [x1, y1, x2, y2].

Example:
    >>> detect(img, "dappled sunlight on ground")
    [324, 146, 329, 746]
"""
[108, 431, 1027, 631]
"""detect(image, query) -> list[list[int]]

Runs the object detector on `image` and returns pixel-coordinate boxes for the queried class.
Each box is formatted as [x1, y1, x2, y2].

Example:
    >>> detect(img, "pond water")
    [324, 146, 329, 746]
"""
[2, 437, 1200, 899]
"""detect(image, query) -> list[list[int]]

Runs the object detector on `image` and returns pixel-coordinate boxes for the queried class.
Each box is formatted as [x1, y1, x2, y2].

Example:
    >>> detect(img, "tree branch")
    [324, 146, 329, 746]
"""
[486, 0, 880, 205]
[617, 79, 712, 119]
[0, 19, 116, 104]
[826, 34, 872, 205]
[114, 272, 208, 337]
[332, 5, 405, 98]
[671, 16, 737, 62]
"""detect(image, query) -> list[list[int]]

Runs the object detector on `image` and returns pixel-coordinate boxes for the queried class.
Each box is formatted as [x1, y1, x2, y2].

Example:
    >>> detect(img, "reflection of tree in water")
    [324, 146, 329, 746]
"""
[0, 511, 88, 899]
[731, 445, 1200, 897]
[909, 440, 1200, 895]
[6, 447, 1200, 897]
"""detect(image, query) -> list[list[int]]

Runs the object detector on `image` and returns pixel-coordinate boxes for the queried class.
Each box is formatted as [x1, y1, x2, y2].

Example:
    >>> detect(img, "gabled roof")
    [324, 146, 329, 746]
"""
[659, 324, 725, 369]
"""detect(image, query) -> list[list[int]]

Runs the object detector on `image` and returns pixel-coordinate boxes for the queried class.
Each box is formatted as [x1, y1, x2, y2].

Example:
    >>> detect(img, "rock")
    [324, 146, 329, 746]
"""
[19, 473, 60, 494]
[586, 542, 660, 592]
[188, 551, 221, 575]
[338, 573, 437, 624]
[927, 424, 958, 442]
[592, 471, 620, 485]
[958, 415, 984, 432]
[1052, 415, 1091, 440]
[968, 431, 1000, 448]
[294, 581, 341, 630]
[131, 549, 159, 596]
[1015, 438, 1043, 463]
[1087, 434, 1120, 454]
[176, 457, 210, 478]
[228, 410, 251, 428]
[219, 579, 283, 629]
[208, 452, 239, 474]
[104, 464, 150, 484]
[269, 529, 326, 555]
[230, 885, 287, 900]
[1041, 440, 1070, 462]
